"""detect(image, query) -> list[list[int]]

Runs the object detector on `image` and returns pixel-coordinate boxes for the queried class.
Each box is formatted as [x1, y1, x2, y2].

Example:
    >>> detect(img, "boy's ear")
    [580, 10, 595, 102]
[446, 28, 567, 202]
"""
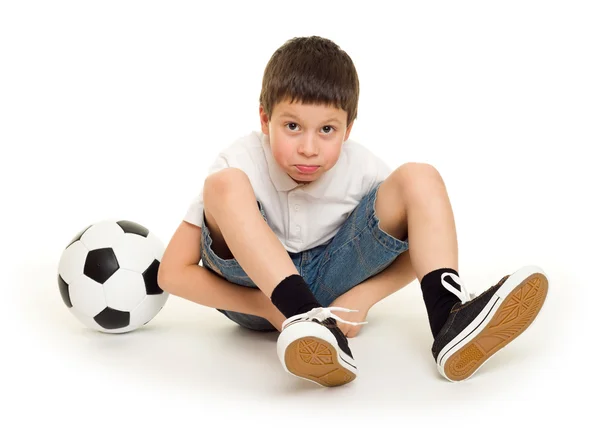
[259, 105, 270, 135]
[344, 120, 354, 141]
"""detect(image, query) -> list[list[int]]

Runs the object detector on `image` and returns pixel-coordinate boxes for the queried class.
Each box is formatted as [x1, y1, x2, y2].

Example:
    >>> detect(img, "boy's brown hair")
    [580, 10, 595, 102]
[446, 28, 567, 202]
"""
[259, 36, 360, 127]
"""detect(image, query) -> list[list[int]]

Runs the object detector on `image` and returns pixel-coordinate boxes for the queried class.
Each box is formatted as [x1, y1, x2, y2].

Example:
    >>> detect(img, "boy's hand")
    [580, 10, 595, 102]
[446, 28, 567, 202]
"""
[329, 290, 372, 338]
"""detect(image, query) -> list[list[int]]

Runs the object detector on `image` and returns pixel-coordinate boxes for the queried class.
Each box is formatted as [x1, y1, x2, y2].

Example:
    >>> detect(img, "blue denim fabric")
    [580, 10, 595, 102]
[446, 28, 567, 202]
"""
[200, 182, 409, 331]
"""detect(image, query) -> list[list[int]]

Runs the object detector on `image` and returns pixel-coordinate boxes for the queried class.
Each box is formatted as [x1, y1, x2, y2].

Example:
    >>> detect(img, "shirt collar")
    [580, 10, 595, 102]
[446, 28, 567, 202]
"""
[261, 132, 332, 198]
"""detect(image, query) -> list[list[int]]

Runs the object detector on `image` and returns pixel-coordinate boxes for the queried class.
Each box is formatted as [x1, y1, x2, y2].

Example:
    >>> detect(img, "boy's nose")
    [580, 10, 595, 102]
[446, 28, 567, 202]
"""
[299, 137, 318, 156]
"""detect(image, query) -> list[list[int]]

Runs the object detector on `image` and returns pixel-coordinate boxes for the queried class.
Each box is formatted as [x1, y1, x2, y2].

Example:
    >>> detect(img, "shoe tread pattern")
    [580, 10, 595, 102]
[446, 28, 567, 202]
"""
[444, 273, 548, 381]
[285, 337, 355, 387]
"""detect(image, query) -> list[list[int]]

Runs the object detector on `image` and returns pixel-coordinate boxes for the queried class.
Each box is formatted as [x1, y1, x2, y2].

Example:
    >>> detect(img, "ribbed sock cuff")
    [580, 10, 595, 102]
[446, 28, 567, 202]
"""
[270, 274, 321, 318]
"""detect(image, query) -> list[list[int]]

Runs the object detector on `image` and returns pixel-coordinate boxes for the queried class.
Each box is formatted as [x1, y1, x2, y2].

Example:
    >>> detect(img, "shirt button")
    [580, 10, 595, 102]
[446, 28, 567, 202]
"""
[294, 204, 300, 211]
[296, 225, 301, 232]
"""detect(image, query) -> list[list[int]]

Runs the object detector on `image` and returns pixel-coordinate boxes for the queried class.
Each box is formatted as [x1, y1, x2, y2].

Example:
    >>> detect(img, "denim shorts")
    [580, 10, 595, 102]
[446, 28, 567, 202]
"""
[200, 182, 409, 332]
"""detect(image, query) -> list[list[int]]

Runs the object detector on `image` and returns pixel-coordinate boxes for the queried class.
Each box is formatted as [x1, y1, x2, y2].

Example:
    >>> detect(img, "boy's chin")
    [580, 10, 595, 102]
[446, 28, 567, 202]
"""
[291, 175, 317, 184]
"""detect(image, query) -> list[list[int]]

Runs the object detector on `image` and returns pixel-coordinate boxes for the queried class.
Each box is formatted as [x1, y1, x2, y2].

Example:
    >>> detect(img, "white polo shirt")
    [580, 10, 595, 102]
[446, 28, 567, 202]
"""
[184, 130, 392, 253]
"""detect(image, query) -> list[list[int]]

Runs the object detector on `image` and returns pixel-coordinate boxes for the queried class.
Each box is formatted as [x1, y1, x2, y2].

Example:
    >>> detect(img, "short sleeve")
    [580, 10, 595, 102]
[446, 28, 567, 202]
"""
[369, 154, 392, 193]
[374, 155, 392, 184]
[183, 155, 229, 227]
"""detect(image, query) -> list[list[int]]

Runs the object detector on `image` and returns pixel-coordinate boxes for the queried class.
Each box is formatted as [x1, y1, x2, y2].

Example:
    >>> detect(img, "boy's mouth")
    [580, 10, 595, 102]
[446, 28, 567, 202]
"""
[295, 165, 320, 173]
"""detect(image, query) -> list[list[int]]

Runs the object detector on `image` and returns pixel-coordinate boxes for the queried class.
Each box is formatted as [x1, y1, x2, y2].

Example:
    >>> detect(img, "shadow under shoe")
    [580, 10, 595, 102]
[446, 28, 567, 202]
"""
[432, 265, 549, 382]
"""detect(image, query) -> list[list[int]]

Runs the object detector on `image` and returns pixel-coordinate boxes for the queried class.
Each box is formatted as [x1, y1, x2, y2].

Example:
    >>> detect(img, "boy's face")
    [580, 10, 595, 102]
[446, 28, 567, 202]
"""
[259, 99, 354, 184]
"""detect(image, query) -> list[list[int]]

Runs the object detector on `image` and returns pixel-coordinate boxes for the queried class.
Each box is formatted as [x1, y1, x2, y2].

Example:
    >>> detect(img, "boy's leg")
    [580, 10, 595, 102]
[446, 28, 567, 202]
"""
[204, 168, 321, 317]
[204, 168, 360, 387]
[375, 163, 457, 279]
[374, 162, 460, 338]
[309, 162, 458, 338]
[323, 163, 458, 336]
[200, 210, 287, 332]
[366, 162, 548, 381]
[203, 168, 299, 298]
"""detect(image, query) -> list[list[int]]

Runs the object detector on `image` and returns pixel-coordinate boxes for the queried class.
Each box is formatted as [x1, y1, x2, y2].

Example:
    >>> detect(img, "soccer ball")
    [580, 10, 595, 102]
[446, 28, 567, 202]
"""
[57, 219, 169, 333]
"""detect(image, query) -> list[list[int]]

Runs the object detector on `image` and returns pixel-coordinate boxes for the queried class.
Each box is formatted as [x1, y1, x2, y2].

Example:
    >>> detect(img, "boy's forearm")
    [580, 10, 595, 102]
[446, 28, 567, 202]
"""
[162, 264, 280, 321]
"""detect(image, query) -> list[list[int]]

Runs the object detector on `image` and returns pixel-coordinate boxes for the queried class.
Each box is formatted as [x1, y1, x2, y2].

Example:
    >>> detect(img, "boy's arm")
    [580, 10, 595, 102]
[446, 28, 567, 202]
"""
[158, 221, 284, 328]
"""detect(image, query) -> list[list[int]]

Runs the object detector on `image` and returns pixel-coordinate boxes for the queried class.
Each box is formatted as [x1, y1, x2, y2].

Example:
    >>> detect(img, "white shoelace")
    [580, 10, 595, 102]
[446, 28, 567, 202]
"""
[441, 272, 477, 304]
[281, 307, 368, 330]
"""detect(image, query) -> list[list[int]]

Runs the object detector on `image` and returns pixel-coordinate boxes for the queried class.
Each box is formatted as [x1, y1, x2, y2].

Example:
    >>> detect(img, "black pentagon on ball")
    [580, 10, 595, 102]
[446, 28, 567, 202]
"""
[143, 259, 163, 295]
[84, 248, 119, 284]
[94, 307, 130, 329]
[57, 274, 72, 308]
[117, 220, 149, 237]
[66, 224, 93, 248]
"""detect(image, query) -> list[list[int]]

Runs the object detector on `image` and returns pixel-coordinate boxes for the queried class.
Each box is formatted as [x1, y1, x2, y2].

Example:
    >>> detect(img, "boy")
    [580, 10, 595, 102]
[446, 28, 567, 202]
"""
[157, 36, 549, 388]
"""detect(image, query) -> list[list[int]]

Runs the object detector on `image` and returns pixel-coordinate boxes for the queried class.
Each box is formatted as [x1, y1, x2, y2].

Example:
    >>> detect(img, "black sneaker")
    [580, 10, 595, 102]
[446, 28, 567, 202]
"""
[277, 307, 367, 387]
[432, 265, 549, 382]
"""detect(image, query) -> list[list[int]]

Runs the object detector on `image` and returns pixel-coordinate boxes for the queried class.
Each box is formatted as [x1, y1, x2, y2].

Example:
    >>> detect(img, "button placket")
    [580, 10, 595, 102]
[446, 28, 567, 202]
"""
[289, 191, 303, 244]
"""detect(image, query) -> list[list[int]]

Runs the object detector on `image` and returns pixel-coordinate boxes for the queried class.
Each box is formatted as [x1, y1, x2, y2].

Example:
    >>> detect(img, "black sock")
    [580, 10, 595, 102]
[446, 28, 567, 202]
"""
[421, 268, 462, 338]
[270, 274, 321, 318]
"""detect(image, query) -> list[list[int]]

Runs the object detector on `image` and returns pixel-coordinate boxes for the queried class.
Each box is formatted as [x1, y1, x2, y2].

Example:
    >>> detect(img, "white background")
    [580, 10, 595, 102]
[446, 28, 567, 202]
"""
[2, 0, 598, 426]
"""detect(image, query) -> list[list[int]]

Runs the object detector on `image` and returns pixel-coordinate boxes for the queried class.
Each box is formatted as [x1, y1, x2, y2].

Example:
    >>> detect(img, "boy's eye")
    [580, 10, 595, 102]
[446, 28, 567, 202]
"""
[285, 123, 335, 134]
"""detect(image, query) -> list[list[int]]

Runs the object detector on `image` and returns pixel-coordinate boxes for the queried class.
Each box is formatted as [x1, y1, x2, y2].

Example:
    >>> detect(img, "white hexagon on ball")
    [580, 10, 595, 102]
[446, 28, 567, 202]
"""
[58, 240, 88, 285]
[147, 232, 165, 262]
[81, 220, 125, 251]
[112, 233, 157, 273]
[103, 269, 146, 311]
[69, 307, 103, 331]
[130, 294, 169, 327]
[69, 274, 107, 317]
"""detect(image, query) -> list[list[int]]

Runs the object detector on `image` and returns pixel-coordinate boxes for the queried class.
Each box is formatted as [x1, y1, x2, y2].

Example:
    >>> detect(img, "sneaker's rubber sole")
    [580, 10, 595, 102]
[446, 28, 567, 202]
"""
[438, 266, 549, 382]
[284, 336, 356, 387]
[277, 318, 358, 387]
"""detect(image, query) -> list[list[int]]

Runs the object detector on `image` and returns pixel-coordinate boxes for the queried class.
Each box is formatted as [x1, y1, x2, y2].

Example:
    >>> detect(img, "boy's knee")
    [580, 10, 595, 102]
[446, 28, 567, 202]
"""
[204, 168, 251, 202]
[391, 162, 445, 198]
[394, 162, 441, 183]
